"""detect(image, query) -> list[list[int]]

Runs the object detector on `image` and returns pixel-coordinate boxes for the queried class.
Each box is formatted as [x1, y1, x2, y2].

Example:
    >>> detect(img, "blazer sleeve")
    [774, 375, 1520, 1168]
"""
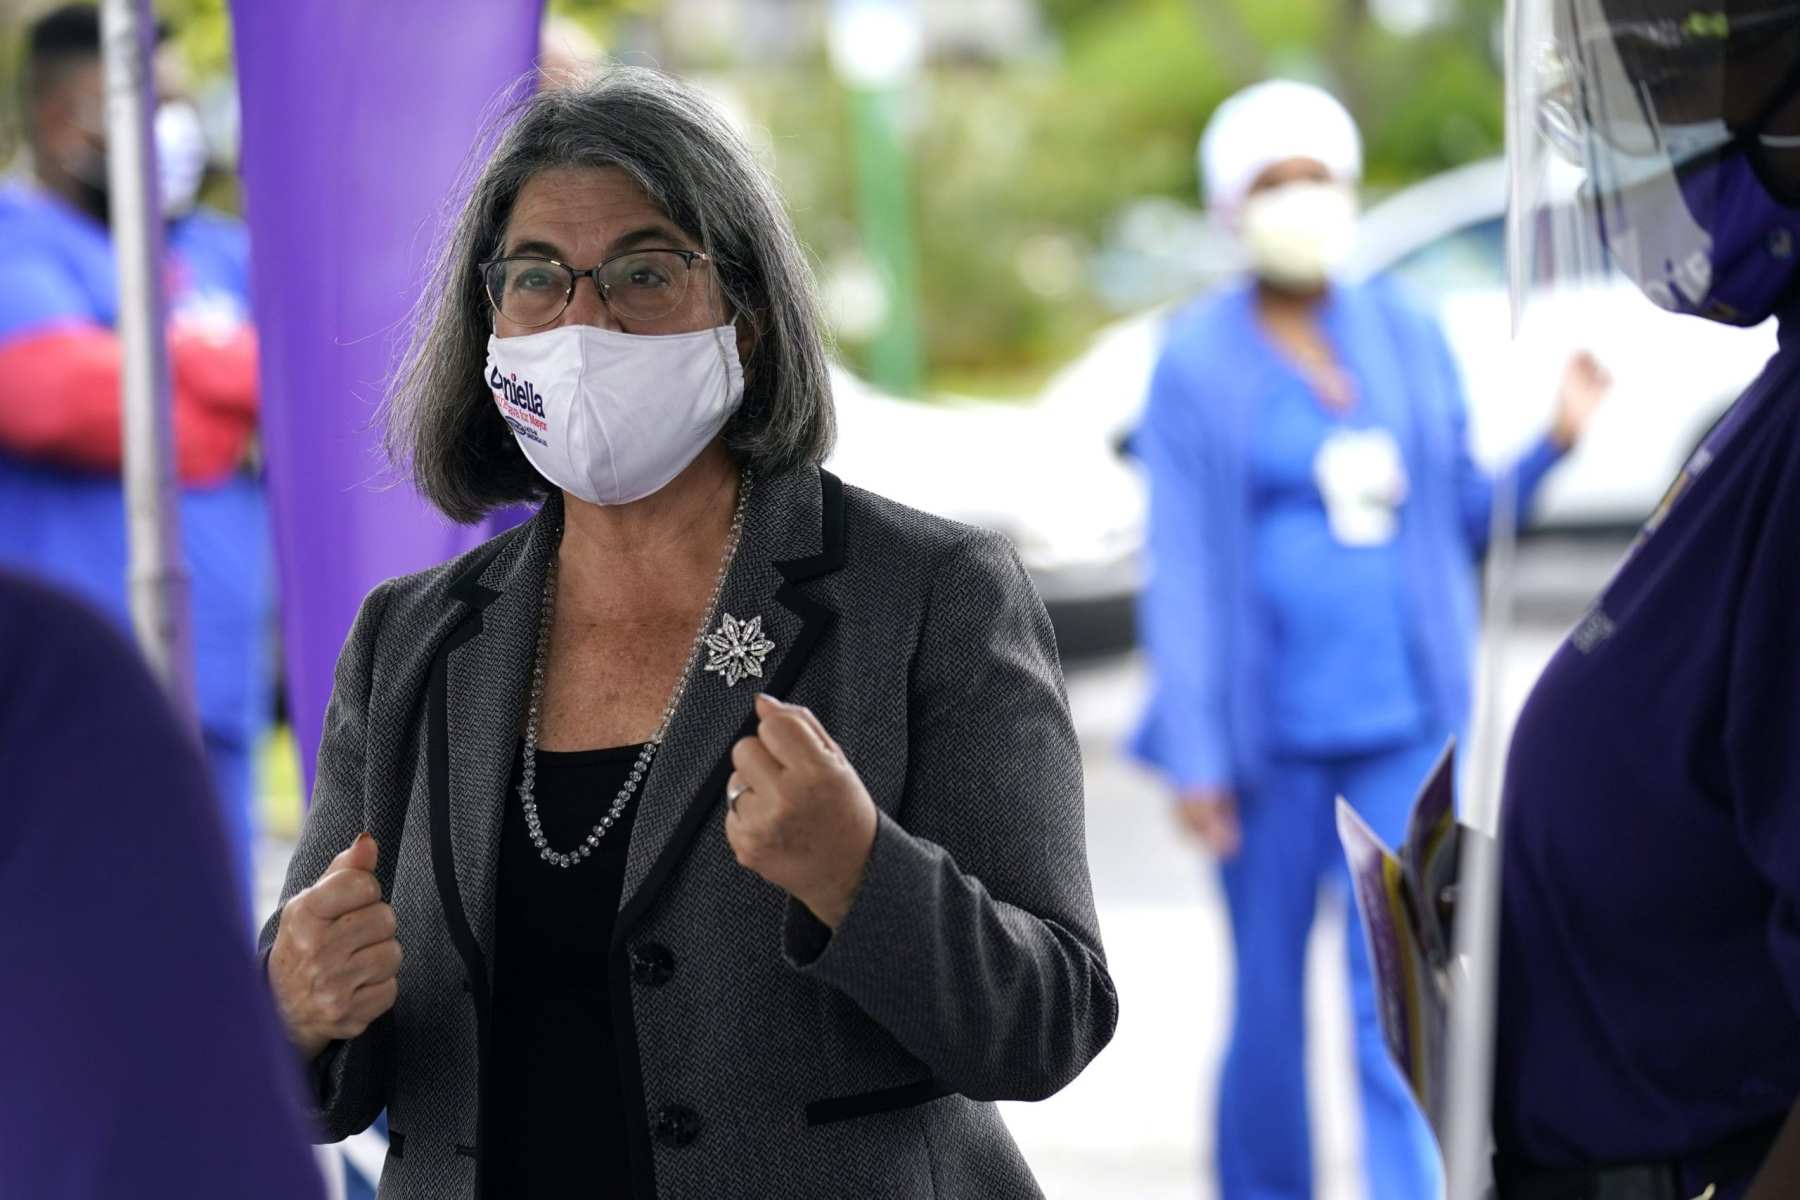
[256, 579, 396, 1142]
[782, 529, 1119, 1102]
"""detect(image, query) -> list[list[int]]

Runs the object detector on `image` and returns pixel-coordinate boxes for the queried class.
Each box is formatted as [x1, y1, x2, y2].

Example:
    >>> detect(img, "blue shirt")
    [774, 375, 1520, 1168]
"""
[0, 181, 269, 746]
[1250, 356, 1426, 756]
[1130, 279, 1564, 790]
[1495, 308, 1800, 1183]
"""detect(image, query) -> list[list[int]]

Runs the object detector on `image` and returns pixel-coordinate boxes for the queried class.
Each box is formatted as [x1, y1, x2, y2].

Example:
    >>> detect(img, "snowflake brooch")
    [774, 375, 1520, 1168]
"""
[703, 613, 776, 687]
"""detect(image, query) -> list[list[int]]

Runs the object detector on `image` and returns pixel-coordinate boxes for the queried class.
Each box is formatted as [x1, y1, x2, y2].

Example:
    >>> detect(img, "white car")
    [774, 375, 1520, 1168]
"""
[1040, 158, 1779, 532]
[827, 158, 1777, 655]
[824, 366, 1144, 618]
[1356, 158, 1777, 527]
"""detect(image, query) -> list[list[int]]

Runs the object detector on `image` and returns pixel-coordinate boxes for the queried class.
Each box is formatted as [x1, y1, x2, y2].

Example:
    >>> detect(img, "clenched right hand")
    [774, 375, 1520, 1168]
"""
[269, 833, 401, 1061]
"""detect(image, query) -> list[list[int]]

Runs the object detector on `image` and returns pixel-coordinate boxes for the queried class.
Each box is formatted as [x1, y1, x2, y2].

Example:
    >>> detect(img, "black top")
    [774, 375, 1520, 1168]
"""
[484, 740, 642, 1198]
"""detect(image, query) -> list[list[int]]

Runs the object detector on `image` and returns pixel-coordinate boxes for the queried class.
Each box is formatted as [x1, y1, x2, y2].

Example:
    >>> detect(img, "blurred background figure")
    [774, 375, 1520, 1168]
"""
[0, 3, 269, 911]
[1127, 78, 1608, 1200]
[0, 570, 321, 1200]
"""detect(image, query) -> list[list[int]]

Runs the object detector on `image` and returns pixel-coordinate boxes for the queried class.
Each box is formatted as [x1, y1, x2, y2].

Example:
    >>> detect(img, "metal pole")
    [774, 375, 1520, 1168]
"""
[1443, 471, 1521, 1200]
[829, 0, 926, 398]
[849, 84, 924, 398]
[100, 0, 196, 724]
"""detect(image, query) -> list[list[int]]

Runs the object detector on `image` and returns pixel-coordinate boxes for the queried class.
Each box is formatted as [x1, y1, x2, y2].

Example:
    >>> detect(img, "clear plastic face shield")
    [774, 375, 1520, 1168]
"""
[1507, 1, 1800, 329]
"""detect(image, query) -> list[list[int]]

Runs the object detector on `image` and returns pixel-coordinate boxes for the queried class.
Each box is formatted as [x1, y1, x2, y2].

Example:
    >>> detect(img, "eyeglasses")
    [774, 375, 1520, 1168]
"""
[477, 249, 711, 328]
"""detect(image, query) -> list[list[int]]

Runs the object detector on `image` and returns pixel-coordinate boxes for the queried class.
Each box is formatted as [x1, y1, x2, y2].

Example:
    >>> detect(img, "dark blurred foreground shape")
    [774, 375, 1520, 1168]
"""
[0, 569, 323, 1200]
[0, 2, 271, 906]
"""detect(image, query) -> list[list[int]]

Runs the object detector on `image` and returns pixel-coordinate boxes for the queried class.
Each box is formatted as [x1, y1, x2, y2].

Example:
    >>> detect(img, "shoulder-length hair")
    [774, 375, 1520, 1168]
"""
[387, 66, 836, 523]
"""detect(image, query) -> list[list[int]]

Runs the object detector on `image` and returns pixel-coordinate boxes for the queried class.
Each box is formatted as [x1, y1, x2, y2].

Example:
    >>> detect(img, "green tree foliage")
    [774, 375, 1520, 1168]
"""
[156, 0, 231, 79]
[0, 0, 1508, 392]
[747, 0, 1508, 390]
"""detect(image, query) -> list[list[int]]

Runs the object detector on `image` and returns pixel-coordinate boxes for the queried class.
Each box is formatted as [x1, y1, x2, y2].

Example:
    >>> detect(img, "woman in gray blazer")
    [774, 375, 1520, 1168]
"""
[257, 66, 1116, 1199]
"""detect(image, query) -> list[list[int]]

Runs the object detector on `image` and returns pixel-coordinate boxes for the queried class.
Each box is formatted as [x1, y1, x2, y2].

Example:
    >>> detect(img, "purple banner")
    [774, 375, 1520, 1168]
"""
[231, 1, 545, 789]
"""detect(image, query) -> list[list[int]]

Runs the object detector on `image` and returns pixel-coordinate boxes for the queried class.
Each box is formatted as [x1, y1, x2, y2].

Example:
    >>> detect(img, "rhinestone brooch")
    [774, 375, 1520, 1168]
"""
[703, 613, 775, 687]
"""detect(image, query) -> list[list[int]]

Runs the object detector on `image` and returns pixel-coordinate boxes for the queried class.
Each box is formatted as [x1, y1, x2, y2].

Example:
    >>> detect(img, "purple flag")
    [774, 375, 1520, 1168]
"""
[231, 2, 545, 788]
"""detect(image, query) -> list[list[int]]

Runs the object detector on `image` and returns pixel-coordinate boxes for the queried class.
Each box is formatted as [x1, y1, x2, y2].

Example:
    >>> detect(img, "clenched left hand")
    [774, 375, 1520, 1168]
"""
[726, 694, 879, 929]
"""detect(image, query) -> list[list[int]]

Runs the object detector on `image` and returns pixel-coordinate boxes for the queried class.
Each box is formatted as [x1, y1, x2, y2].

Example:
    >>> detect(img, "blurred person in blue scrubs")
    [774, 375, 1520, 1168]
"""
[0, 5, 270, 912]
[1129, 79, 1608, 1200]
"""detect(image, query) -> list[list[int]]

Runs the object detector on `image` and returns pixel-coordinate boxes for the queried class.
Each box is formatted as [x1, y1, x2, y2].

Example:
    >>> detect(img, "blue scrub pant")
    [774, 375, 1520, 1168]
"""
[1215, 735, 1445, 1200]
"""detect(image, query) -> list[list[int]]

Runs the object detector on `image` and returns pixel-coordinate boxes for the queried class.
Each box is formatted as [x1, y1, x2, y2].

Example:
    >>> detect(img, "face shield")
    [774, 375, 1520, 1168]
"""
[154, 100, 208, 218]
[1507, 0, 1800, 329]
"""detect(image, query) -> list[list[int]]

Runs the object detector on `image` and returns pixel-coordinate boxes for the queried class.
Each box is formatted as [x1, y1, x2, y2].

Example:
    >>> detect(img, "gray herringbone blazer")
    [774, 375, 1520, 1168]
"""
[258, 466, 1117, 1198]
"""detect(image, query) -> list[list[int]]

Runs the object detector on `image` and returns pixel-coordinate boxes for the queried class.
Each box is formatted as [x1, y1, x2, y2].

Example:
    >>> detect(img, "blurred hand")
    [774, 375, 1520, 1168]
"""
[1176, 788, 1241, 860]
[269, 833, 401, 1061]
[726, 694, 879, 930]
[1551, 350, 1612, 451]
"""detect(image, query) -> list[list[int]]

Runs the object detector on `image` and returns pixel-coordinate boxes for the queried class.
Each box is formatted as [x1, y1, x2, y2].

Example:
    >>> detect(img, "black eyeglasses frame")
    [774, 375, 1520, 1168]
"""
[475, 248, 712, 328]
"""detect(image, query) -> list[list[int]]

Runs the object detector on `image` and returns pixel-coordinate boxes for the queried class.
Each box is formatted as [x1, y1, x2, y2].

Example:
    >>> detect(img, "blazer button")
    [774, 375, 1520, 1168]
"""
[652, 1103, 701, 1148]
[630, 942, 676, 987]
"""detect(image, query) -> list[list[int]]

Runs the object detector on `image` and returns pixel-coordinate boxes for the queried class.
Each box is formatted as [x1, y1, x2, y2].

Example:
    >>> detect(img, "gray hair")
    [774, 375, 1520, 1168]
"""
[387, 66, 836, 523]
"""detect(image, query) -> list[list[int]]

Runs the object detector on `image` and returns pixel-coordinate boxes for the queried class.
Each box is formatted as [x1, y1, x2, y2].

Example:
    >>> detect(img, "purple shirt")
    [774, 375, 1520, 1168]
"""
[0, 572, 321, 1198]
[1495, 311, 1800, 1182]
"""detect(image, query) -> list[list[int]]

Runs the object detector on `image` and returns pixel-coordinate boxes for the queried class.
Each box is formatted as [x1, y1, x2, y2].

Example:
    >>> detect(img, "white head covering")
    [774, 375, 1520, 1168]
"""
[1199, 79, 1362, 220]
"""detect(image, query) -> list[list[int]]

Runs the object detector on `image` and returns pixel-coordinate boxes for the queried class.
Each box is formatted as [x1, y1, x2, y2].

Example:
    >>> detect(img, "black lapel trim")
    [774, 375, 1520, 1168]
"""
[804, 1077, 955, 1127]
[610, 941, 658, 1199]
[610, 469, 847, 950]
[773, 468, 846, 584]
[605, 468, 846, 1198]
[426, 538, 509, 1191]
[446, 539, 507, 611]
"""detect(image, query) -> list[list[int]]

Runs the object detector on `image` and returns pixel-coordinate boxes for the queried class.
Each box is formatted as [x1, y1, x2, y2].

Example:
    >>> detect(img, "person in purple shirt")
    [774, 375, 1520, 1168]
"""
[0, 570, 322, 1199]
[1495, 2, 1800, 1196]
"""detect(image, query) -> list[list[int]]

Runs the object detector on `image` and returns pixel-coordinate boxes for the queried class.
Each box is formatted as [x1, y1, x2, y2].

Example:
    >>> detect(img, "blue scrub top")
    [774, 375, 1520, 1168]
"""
[1130, 279, 1565, 792]
[1249, 356, 1426, 757]
[0, 181, 270, 749]
[1495, 305, 1800, 1179]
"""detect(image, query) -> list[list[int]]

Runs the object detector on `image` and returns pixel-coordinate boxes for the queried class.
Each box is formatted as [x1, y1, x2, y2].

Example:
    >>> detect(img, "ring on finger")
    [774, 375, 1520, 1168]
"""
[726, 779, 752, 814]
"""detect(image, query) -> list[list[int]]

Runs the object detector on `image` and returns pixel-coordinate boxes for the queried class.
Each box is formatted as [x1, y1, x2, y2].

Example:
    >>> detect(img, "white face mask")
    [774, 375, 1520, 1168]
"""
[485, 323, 745, 507]
[154, 101, 207, 218]
[1239, 181, 1359, 288]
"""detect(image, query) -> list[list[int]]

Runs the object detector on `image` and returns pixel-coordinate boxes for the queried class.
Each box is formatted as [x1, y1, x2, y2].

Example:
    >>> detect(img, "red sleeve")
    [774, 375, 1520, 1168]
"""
[169, 321, 260, 481]
[0, 322, 259, 484]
